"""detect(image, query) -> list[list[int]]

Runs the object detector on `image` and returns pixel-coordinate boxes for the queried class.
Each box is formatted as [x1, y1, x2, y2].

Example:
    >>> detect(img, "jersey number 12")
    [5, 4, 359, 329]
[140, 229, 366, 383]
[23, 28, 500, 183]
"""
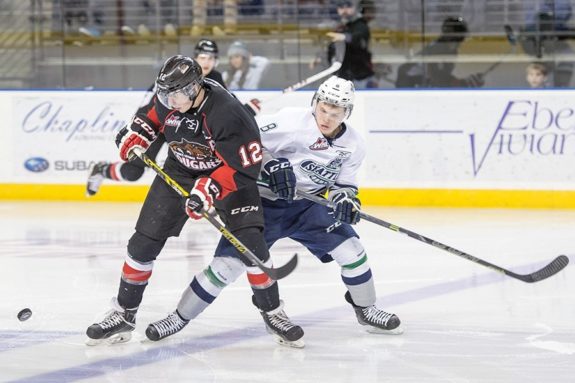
[238, 142, 263, 167]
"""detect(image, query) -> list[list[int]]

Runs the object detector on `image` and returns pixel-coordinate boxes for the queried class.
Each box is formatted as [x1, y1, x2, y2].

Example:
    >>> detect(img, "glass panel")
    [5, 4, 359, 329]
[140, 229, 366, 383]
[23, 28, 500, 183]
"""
[0, 0, 573, 89]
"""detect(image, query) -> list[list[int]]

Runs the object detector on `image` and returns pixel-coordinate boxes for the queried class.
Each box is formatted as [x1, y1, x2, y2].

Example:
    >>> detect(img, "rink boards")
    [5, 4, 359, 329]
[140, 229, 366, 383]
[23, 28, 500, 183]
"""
[1, 88, 574, 208]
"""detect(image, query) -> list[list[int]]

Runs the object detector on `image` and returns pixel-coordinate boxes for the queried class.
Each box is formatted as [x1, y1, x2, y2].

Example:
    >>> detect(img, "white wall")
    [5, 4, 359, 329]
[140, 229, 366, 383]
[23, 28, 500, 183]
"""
[2, 89, 575, 191]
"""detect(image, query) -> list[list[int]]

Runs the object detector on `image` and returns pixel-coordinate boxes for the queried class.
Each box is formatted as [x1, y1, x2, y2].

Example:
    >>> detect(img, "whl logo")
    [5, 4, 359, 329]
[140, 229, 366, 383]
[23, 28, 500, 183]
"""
[309, 137, 329, 150]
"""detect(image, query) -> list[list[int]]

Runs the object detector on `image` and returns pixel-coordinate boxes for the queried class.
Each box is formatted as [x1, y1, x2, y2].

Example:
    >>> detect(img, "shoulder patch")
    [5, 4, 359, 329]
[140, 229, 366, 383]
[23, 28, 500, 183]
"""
[309, 137, 329, 151]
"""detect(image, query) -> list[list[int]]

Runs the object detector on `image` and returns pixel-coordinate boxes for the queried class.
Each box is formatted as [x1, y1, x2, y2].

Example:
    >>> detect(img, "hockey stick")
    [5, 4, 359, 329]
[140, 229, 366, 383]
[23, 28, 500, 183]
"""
[282, 61, 342, 93]
[131, 149, 298, 280]
[283, 40, 345, 92]
[260, 40, 345, 107]
[259, 60, 343, 108]
[296, 190, 569, 283]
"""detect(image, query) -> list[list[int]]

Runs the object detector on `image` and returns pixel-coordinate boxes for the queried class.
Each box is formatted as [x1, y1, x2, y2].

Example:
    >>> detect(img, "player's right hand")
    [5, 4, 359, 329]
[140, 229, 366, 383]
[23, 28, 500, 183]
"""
[185, 177, 221, 220]
[115, 117, 157, 161]
[263, 158, 296, 203]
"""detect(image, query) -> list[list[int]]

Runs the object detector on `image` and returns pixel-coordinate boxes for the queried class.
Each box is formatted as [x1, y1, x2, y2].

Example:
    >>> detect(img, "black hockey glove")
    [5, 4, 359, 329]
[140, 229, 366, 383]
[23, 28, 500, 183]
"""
[263, 158, 296, 203]
[185, 177, 221, 220]
[329, 189, 361, 225]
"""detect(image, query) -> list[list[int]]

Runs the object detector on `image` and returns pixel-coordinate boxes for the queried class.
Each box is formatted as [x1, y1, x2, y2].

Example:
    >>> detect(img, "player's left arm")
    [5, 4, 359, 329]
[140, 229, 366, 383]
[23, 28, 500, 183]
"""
[206, 111, 264, 199]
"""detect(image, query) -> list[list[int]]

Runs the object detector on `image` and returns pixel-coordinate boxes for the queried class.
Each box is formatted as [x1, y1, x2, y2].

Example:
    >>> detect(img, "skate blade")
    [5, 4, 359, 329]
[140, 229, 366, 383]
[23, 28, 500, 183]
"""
[85, 331, 133, 346]
[272, 334, 305, 349]
[364, 324, 405, 335]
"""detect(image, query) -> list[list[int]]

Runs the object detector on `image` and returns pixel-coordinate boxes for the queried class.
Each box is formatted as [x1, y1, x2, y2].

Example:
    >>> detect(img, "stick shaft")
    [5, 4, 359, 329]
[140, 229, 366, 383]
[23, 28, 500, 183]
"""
[282, 62, 342, 93]
[297, 190, 568, 283]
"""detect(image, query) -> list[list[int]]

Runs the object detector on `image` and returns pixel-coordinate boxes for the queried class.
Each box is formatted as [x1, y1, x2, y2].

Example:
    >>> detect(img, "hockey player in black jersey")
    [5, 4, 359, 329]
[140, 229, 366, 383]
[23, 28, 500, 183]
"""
[86, 55, 301, 346]
[86, 39, 260, 196]
[146, 76, 403, 349]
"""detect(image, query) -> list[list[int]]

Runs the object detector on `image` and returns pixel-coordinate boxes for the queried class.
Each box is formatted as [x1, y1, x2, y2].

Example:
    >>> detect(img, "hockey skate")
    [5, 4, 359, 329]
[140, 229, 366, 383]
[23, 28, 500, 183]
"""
[86, 162, 108, 196]
[146, 311, 189, 341]
[253, 296, 305, 348]
[345, 291, 403, 335]
[85, 298, 137, 346]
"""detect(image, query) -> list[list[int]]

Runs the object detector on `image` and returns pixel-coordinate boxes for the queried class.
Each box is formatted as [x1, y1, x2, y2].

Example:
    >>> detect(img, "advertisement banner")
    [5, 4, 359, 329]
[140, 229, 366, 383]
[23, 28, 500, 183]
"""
[364, 90, 575, 190]
[12, 91, 149, 184]
[3, 89, 575, 191]
[7, 90, 306, 185]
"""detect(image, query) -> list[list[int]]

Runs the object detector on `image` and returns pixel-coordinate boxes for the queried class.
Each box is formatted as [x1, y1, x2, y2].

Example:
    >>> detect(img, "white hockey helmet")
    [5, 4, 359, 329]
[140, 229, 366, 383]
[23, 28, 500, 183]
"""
[311, 76, 355, 119]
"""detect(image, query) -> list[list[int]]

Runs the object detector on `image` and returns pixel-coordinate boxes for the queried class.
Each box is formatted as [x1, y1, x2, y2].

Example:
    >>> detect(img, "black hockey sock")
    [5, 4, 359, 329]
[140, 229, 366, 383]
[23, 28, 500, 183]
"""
[252, 282, 280, 312]
[117, 279, 146, 310]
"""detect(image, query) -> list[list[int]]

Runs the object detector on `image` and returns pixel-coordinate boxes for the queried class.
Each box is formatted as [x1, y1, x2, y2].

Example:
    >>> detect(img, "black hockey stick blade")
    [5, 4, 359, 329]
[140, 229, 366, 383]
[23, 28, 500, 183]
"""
[261, 252, 299, 280]
[509, 255, 569, 283]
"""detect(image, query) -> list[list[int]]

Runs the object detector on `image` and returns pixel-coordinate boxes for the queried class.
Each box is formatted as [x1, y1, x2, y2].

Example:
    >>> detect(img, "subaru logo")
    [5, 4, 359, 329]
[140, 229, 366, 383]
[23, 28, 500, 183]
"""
[24, 157, 49, 173]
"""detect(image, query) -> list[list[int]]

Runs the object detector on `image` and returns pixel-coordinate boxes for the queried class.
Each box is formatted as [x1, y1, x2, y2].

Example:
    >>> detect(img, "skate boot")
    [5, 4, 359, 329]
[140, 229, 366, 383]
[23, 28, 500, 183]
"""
[146, 311, 189, 341]
[253, 296, 305, 348]
[86, 298, 137, 345]
[345, 291, 403, 334]
[86, 162, 109, 196]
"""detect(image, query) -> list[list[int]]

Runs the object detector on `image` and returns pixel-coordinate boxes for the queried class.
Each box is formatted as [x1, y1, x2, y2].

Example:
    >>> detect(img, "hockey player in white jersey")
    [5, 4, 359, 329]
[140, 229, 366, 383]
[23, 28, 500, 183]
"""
[251, 75, 403, 342]
[147, 76, 402, 348]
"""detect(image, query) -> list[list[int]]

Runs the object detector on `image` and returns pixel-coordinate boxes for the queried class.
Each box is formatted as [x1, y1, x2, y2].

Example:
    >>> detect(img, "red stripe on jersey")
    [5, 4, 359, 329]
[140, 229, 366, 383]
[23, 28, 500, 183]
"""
[210, 165, 237, 199]
[147, 101, 161, 125]
[122, 262, 152, 282]
[109, 163, 121, 181]
[247, 272, 272, 287]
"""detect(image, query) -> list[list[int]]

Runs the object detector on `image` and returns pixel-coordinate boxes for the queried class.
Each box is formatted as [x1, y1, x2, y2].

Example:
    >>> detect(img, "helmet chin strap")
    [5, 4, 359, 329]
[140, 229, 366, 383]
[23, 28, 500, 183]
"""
[188, 84, 205, 108]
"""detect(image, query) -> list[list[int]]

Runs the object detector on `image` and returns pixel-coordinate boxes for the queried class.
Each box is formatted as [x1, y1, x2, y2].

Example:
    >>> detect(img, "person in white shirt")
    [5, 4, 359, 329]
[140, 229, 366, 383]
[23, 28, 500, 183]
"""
[222, 41, 270, 90]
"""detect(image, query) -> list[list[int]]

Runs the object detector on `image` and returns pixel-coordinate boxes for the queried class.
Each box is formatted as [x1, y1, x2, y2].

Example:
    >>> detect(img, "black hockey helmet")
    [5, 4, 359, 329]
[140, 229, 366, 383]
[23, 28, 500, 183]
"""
[155, 55, 203, 108]
[194, 39, 219, 58]
[440, 16, 469, 42]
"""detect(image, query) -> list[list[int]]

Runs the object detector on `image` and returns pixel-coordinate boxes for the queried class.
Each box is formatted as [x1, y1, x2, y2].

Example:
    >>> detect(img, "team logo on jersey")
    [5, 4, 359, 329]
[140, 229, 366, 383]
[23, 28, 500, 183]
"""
[299, 151, 351, 185]
[309, 137, 329, 151]
[165, 115, 200, 134]
[169, 140, 221, 170]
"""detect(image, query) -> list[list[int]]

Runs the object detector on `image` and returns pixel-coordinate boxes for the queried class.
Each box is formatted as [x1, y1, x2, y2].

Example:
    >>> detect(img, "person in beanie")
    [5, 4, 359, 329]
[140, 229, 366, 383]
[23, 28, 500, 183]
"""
[222, 41, 270, 90]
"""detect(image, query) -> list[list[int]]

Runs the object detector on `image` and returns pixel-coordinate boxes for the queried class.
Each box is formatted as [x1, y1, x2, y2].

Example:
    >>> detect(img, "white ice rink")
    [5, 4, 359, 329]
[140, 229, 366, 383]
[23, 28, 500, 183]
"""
[0, 201, 573, 383]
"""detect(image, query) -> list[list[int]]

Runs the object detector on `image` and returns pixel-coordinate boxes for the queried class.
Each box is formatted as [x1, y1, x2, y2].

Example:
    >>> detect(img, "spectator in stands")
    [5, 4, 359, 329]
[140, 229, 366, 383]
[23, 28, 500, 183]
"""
[526, 62, 550, 88]
[358, 0, 375, 23]
[222, 41, 270, 90]
[395, 16, 484, 88]
[520, 0, 574, 87]
[56, 0, 104, 38]
[239, 0, 264, 16]
[311, 0, 377, 89]
[120, 0, 177, 37]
